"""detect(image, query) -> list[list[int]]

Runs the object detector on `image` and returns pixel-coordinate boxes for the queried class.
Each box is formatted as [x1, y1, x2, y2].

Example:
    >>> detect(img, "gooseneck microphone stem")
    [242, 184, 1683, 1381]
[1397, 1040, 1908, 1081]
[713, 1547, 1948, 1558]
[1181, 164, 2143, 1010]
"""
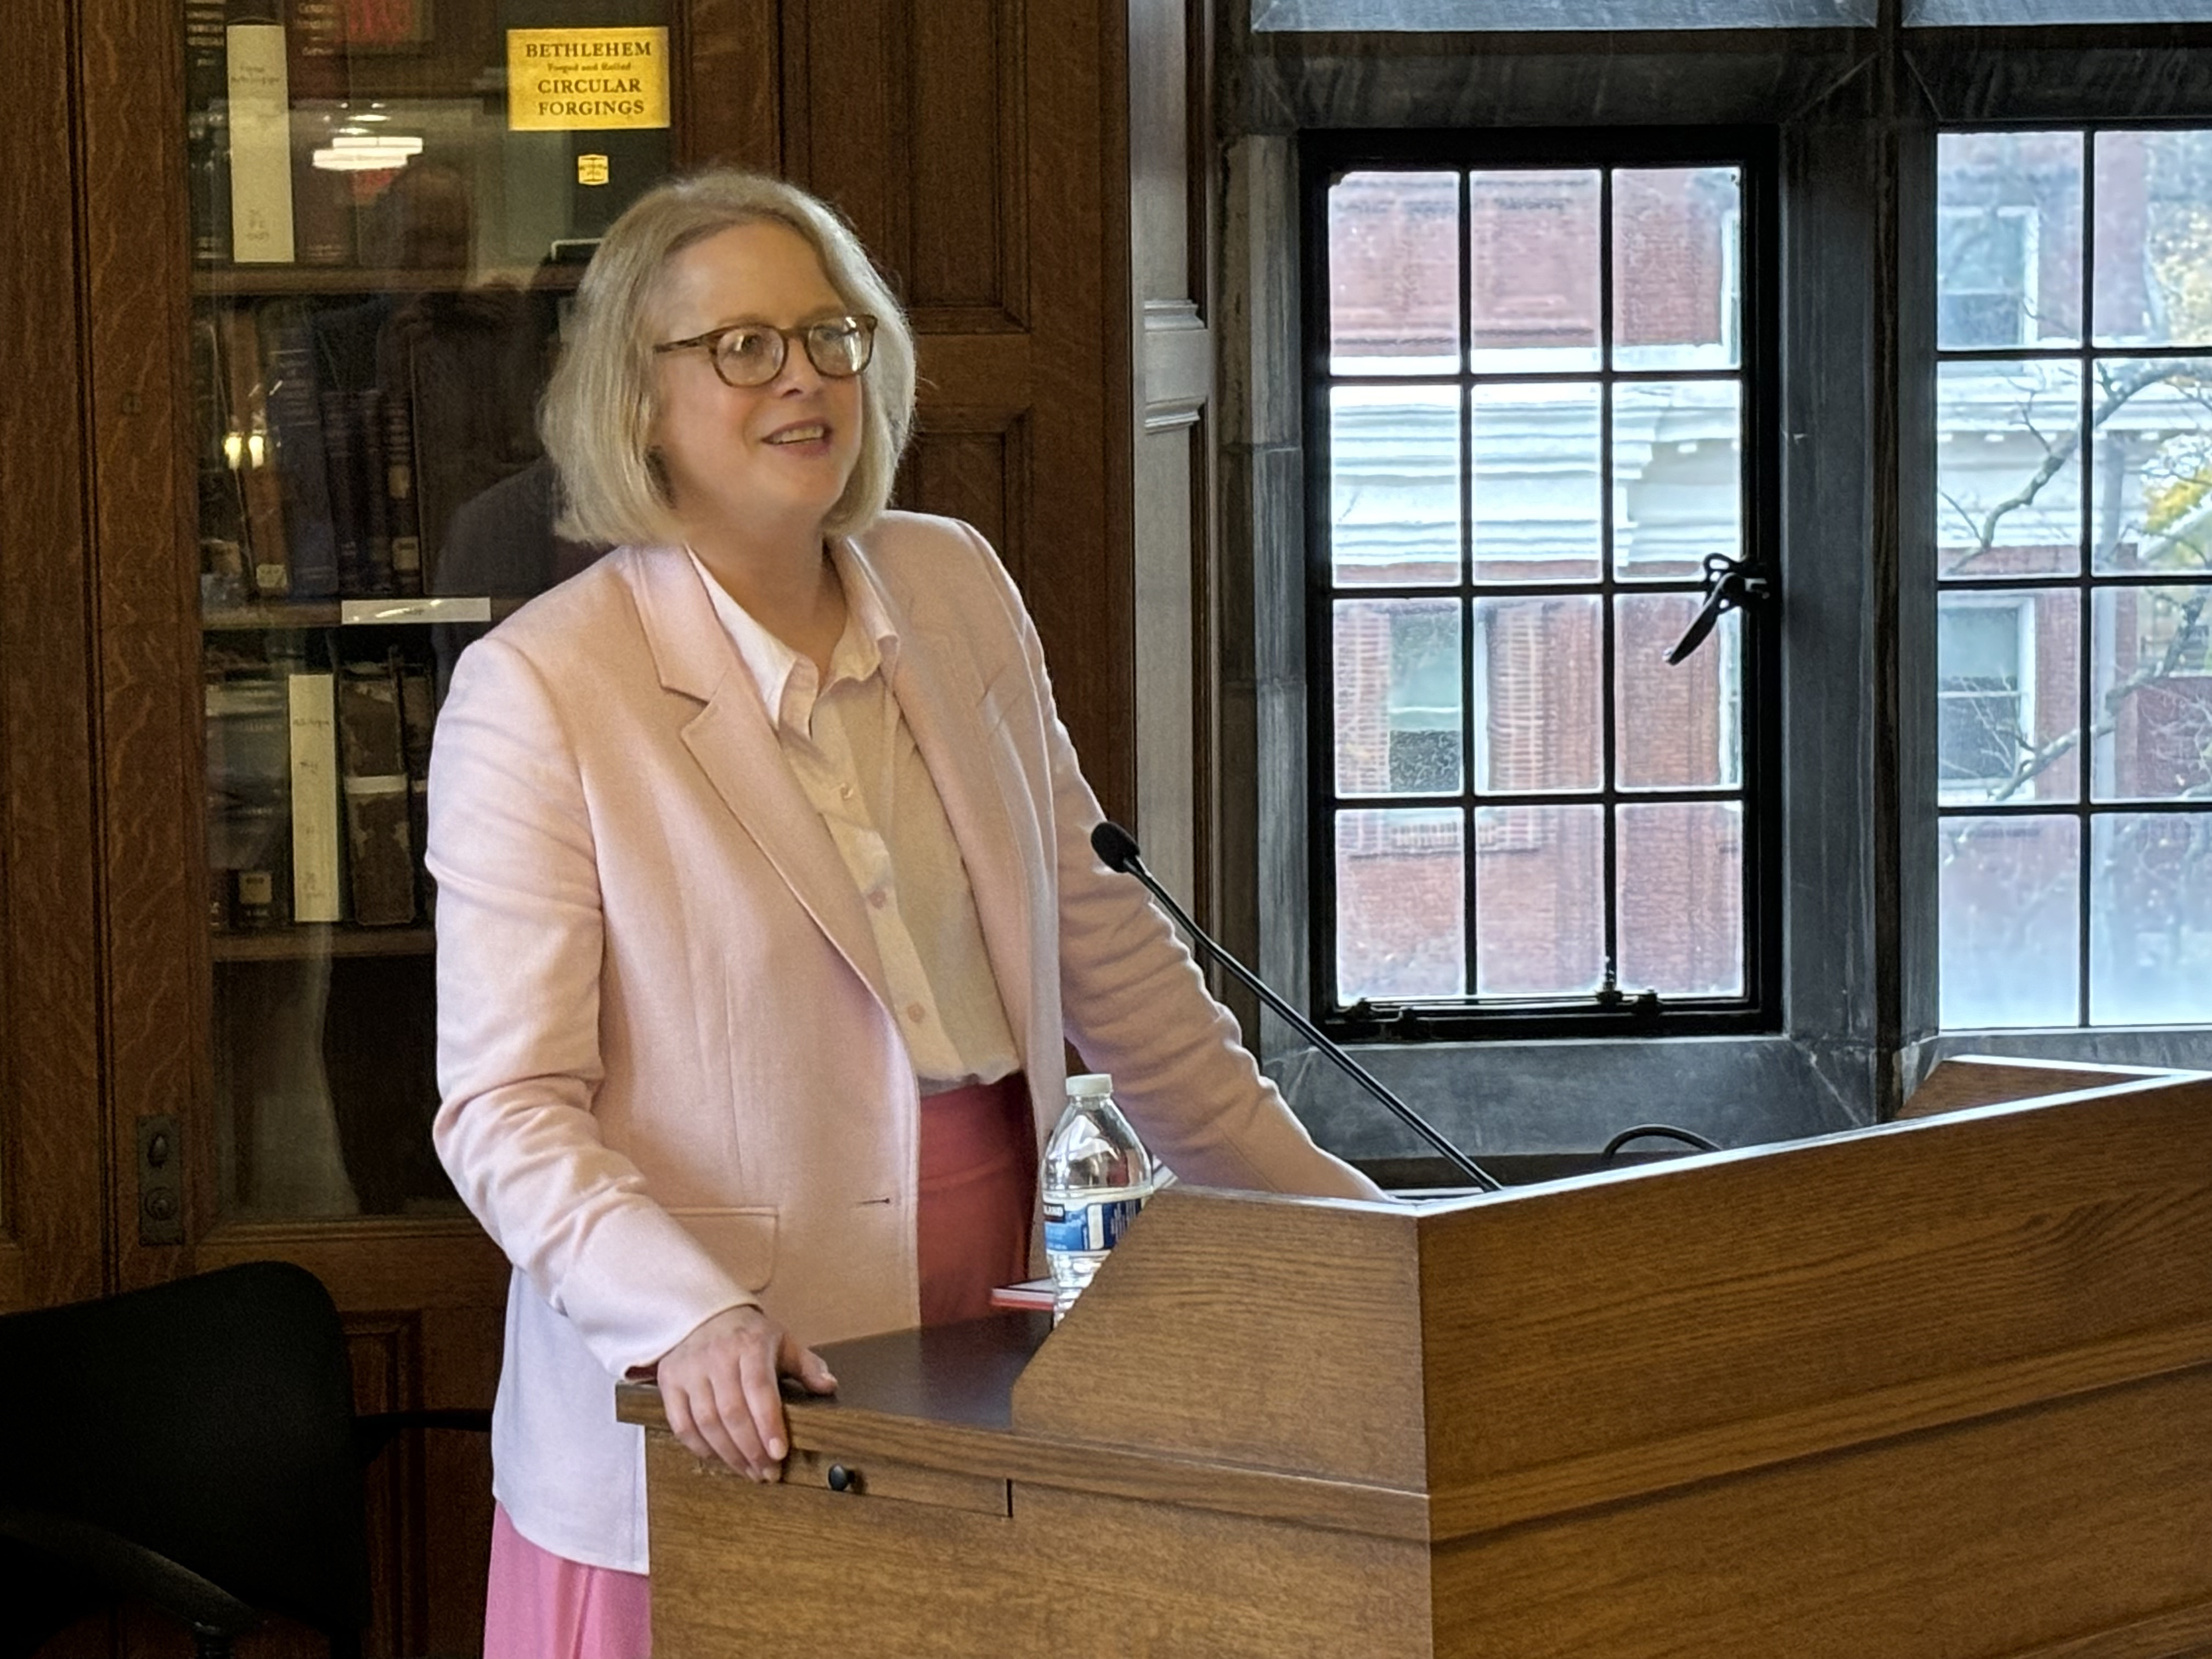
[1090, 821, 1502, 1193]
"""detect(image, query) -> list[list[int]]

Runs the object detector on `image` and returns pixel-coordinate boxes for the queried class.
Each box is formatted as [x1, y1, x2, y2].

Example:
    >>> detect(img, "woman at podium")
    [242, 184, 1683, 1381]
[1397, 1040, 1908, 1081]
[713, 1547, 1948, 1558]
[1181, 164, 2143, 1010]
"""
[426, 168, 1385, 1658]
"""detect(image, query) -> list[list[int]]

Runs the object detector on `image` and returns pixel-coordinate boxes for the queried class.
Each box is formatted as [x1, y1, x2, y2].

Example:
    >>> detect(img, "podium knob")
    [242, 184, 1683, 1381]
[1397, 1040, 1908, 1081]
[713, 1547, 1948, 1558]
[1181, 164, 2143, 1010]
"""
[826, 1463, 855, 1493]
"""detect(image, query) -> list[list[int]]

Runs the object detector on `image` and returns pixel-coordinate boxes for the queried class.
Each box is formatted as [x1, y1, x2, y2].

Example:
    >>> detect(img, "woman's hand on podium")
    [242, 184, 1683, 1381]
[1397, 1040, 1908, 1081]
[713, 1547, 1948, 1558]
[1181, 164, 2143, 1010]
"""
[656, 1304, 838, 1481]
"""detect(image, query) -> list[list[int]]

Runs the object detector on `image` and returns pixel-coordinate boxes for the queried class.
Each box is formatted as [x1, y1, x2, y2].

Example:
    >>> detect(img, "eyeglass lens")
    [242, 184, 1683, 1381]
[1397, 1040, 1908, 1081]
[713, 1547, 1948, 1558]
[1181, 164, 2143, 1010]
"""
[713, 319, 873, 387]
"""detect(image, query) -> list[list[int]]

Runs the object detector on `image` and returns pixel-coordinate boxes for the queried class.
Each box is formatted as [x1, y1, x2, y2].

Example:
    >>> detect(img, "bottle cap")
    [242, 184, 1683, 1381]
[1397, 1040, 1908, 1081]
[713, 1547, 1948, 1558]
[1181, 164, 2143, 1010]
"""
[1066, 1073, 1114, 1098]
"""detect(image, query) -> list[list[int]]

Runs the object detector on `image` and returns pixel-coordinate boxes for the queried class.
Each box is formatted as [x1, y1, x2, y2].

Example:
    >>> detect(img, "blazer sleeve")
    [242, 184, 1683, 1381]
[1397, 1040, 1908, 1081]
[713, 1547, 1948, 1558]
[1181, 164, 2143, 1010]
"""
[427, 631, 758, 1377]
[950, 524, 1387, 1203]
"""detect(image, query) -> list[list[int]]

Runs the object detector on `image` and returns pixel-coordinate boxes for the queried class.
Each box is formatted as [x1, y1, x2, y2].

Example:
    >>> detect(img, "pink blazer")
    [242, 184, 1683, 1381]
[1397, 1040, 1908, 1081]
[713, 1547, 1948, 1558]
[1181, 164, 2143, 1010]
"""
[428, 512, 1384, 1571]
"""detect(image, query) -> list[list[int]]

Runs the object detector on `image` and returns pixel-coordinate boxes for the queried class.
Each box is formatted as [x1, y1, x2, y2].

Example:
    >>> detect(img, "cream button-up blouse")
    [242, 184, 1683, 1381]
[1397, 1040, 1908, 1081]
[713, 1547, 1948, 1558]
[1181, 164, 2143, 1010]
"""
[686, 545, 1020, 1092]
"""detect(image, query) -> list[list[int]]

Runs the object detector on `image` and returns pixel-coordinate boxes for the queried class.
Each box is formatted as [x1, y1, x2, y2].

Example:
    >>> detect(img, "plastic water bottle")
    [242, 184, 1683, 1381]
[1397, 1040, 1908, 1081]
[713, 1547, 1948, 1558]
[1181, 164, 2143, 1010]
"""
[1040, 1073, 1154, 1320]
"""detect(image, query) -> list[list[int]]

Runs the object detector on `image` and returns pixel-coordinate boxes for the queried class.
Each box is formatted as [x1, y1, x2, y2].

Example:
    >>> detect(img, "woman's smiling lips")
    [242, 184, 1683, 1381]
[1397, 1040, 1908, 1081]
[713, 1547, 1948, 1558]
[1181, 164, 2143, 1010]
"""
[763, 420, 832, 453]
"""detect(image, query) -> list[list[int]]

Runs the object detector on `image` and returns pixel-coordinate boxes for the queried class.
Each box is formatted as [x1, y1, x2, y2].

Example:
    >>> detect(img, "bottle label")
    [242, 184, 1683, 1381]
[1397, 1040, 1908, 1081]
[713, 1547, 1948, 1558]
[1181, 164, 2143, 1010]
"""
[1043, 1195, 1143, 1255]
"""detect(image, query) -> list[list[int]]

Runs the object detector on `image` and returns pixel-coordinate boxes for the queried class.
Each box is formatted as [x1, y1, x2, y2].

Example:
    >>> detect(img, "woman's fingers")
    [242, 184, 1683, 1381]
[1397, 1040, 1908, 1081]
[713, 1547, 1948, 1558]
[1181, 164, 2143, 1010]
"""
[783, 1336, 839, 1395]
[656, 1304, 821, 1481]
[672, 1380, 761, 1477]
[705, 1363, 773, 1478]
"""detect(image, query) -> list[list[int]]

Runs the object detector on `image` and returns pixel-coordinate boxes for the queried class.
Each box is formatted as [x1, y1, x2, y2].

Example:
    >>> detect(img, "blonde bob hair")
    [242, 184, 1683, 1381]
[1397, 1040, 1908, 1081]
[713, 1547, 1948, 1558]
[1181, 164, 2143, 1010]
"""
[541, 170, 916, 547]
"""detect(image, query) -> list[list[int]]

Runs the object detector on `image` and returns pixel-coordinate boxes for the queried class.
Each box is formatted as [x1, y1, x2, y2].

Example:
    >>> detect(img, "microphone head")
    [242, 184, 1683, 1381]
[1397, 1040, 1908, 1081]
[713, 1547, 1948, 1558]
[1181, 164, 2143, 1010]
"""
[1090, 819, 1142, 874]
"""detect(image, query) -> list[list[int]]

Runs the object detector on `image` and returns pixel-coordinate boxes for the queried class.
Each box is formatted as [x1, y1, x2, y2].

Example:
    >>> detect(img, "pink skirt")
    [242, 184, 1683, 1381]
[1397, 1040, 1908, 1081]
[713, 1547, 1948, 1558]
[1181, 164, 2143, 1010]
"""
[483, 1073, 1035, 1658]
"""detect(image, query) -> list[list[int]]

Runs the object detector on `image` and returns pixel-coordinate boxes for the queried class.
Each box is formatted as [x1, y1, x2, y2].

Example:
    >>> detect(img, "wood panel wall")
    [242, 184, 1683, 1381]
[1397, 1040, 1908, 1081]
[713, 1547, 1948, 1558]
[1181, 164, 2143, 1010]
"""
[2, 0, 111, 1318]
[684, 0, 1139, 825]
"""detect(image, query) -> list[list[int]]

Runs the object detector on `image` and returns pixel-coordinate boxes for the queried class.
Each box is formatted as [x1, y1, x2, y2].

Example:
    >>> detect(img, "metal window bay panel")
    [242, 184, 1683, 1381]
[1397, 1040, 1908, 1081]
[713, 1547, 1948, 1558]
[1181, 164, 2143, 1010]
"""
[1254, 0, 1875, 30]
[1909, 0, 2212, 21]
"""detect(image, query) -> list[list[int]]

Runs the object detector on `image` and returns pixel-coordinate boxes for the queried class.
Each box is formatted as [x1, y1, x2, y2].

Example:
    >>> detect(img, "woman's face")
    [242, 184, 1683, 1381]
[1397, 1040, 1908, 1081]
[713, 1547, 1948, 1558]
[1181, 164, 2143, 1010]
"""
[648, 219, 865, 543]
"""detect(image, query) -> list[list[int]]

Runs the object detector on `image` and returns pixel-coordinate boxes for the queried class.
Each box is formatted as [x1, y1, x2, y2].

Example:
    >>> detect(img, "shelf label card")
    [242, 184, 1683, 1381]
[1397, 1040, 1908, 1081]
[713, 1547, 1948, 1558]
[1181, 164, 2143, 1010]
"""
[506, 28, 670, 132]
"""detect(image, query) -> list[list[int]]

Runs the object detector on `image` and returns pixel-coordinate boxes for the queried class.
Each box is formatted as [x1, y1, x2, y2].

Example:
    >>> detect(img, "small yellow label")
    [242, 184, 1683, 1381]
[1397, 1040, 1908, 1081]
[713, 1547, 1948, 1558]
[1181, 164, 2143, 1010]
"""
[577, 153, 610, 186]
[506, 27, 670, 132]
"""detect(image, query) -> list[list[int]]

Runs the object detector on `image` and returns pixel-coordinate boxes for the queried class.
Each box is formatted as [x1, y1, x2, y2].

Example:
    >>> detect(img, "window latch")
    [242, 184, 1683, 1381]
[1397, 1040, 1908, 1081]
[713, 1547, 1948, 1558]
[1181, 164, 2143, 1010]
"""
[1667, 552, 1769, 665]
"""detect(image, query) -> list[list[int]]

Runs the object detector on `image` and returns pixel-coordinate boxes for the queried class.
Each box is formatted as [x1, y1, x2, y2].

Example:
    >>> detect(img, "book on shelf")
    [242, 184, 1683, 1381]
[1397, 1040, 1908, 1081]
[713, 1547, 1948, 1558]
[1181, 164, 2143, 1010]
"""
[291, 103, 358, 268]
[259, 300, 341, 599]
[213, 307, 291, 598]
[343, 0, 428, 48]
[382, 388, 425, 596]
[285, 0, 353, 266]
[224, 0, 294, 264]
[185, 0, 230, 265]
[396, 662, 435, 917]
[319, 388, 369, 597]
[314, 386, 409, 601]
[354, 388, 398, 595]
[205, 666, 294, 930]
[287, 669, 343, 924]
[192, 313, 250, 597]
[336, 657, 417, 926]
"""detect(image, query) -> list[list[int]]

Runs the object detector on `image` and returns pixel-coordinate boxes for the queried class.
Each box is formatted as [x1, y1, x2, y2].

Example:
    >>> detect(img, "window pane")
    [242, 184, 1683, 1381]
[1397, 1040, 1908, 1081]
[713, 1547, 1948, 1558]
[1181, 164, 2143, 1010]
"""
[1936, 132, 2083, 351]
[1616, 596, 1741, 791]
[1336, 809, 1465, 1002]
[1329, 170, 1459, 375]
[1616, 802, 1744, 997]
[2092, 584, 2212, 802]
[1937, 589, 2080, 806]
[1939, 815, 2080, 1029]
[1936, 359, 2082, 580]
[1334, 599, 1464, 798]
[1612, 380, 1741, 582]
[2091, 357, 2212, 575]
[1475, 595, 1600, 794]
[1613, 168, 1742, 372]
[1472, 383, 1601, 583]
[2094, 134, 2212, 349]
[1330, 385, 1460, 588]
[2090, 812, 2212, 1025]
[1469, 170, 1599, 374]
[1913, 0, 2212, 18]
[1474, 806, 1604, 998]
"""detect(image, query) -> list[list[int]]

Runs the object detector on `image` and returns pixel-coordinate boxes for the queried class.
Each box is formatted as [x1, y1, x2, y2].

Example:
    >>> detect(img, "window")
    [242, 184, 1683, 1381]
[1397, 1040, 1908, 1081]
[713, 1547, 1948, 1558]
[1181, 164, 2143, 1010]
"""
[1937, 598, 2034, 802]
[1938, 204, 2041, 349]
[1936, 127, 2212, 1030]
[1307, 132, 1779, 1038]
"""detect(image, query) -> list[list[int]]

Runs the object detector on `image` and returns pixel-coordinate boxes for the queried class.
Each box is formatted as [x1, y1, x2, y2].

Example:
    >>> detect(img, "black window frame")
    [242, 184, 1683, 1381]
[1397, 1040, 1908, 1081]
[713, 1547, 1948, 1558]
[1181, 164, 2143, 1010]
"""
[1300, 124, 1785, 1043]
[1930, 116, 2212, 1033]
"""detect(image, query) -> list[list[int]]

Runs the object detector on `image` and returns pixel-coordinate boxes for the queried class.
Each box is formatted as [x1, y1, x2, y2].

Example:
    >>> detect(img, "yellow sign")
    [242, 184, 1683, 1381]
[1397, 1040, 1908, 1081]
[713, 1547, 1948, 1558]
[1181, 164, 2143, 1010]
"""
[577, 154, 610, 185]
[506, 27, 669, 132]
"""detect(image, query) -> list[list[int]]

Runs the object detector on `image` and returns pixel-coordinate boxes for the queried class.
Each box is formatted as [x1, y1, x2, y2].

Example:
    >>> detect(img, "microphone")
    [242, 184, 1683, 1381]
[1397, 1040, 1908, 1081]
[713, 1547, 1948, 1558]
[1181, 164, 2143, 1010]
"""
[1088, 820, 1502, 1193]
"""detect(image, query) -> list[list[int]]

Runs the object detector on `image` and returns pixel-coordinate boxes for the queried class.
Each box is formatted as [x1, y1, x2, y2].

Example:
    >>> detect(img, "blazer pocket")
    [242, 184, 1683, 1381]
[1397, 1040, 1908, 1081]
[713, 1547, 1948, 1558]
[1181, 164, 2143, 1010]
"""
[665, 1205, 778, 1293]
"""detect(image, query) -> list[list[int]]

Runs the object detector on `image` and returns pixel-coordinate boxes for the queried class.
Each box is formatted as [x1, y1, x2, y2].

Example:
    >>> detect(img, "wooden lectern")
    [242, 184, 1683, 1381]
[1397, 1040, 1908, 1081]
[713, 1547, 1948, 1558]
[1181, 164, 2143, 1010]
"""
[618, 1059, 2212, 1657]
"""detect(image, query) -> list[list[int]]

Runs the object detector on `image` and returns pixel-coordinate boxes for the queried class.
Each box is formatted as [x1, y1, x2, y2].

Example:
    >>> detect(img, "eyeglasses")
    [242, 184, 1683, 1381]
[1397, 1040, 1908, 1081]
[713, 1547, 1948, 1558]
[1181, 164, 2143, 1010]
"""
[652, 314, 878, 389]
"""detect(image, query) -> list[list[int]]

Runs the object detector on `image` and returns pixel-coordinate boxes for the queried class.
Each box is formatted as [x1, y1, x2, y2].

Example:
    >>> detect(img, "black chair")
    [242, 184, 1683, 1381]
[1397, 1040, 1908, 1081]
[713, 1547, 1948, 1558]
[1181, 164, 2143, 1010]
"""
[0, 1261, 489, 1658]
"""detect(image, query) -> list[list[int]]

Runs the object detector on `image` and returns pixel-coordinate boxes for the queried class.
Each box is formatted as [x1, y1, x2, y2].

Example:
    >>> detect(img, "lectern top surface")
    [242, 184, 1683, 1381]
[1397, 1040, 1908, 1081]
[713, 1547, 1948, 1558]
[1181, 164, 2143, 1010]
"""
[787, 1311, 1052, 1433]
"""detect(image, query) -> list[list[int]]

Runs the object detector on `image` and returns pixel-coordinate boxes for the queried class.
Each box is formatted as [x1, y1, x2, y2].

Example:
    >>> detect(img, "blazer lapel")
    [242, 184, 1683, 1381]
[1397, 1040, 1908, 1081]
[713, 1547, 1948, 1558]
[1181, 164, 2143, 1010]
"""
[621, 548, 893, 1014]
[859, 552, 1040, 1062]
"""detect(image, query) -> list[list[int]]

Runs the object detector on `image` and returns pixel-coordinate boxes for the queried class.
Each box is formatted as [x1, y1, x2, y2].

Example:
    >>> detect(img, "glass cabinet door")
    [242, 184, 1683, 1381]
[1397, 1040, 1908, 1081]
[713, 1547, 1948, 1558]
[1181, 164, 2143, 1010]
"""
[187, 0, 670, 1218]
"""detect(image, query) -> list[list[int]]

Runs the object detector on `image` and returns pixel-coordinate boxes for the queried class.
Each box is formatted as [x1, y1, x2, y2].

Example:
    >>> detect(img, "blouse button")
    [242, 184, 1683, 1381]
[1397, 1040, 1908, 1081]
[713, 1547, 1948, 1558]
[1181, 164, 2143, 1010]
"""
[905, 1003, 926, 1023]
[869, 890, 888, 910]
